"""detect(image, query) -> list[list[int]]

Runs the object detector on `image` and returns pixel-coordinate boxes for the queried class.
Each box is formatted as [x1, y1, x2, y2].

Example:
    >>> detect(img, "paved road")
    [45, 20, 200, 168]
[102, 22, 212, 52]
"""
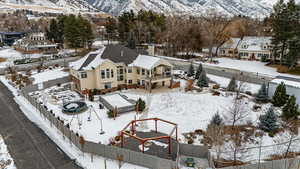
[0, 82, 82, 169]
[165, 58, 273, 85]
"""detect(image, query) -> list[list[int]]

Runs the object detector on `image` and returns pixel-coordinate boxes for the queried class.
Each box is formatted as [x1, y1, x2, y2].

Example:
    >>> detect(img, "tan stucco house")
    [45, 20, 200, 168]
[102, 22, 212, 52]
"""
[69, 45, 173, 93]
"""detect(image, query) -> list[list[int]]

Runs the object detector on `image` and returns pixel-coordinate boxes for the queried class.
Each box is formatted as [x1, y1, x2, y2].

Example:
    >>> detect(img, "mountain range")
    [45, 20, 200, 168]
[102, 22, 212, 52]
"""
[1, 0, 299, 17]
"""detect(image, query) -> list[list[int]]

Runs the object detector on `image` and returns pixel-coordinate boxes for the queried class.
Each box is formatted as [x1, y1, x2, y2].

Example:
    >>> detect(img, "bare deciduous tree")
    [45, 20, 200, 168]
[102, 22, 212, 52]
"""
[201, 10, 231, 60]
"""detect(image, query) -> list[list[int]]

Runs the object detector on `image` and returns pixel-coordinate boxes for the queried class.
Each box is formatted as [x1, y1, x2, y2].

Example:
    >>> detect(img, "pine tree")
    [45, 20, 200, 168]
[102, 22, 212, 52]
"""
[255, 83, 269, 103]
[282, 95, 299, 120]
[227, 76, 237, 92]
[210, 112, 223, 126]
[187, 62, 194, 77]
[197, 70, 209, 88]
[272, 82, 288, 107]
[259, 106, 279, 133]
[195, 63, 203, 79]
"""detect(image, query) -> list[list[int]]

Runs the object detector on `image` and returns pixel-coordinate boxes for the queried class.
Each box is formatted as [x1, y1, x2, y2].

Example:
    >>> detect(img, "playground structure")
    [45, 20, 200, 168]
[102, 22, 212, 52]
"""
[120, 118, 178, 155]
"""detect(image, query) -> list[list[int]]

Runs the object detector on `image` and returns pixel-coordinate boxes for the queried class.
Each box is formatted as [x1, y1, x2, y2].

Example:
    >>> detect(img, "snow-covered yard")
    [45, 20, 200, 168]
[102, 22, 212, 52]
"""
[0, 76, 148, 169]
[0, 48, 22, 68]
[0, 135, 16, 169]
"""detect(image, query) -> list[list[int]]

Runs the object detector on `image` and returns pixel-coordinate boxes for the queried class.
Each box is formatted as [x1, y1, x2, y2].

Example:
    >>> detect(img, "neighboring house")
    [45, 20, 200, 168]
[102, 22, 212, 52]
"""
[13, 32, 58, 54]
[268, 76, 300, 106]
[219, 36, 273, 61]
[0, 32, 25, 46]
[69, 45, 173, 93]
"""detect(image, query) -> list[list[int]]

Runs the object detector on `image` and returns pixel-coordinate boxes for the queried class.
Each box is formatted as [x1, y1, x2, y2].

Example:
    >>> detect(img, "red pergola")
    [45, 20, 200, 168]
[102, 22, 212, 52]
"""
[120, 118, 178, 155]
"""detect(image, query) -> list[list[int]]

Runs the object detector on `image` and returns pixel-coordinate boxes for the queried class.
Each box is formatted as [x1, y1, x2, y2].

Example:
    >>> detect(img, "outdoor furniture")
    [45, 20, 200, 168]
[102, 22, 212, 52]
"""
[185, 157, 195, 167]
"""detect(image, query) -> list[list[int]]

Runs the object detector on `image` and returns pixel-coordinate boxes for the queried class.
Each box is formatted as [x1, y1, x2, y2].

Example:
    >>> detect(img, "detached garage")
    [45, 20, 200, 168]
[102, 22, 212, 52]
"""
[268, 76, 300, 106]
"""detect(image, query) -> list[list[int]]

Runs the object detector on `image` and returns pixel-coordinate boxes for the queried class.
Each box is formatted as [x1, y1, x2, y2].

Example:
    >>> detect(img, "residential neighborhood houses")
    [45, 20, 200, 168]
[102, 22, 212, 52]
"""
[0, 2, 300, 169]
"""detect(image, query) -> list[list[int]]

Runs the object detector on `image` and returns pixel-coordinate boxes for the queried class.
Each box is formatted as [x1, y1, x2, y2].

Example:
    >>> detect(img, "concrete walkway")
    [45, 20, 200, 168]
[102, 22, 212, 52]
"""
[0, 82, 82, 169]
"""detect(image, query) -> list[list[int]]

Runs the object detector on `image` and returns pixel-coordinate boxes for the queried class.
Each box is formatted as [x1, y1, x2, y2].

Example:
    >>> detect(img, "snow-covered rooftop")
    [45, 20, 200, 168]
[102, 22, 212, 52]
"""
[271, 76, 300, 89]
[69, 48, 107, 71]
[129, 55, 161, 70]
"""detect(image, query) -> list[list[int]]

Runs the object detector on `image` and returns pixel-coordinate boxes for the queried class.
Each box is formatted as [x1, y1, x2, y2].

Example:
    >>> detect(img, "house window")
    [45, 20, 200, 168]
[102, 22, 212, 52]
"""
[137, 68, 140, 74]
[106, 69, 110, 78]
[128, 80, 132, 84]
[137, 79, 140, 85]
[111, 69, 114, 78]
[80, 72, 87, 79]
[104, 83, 111, 89]
[127, 67, 132, 73]
[117, 67, 124, 81]
[101, 70, 105, 79]
[142, 69, 145, 75]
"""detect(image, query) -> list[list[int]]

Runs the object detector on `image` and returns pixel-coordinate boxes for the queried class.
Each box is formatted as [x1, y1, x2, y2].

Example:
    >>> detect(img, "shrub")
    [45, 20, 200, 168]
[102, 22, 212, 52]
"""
[277, 65, 289, 73]
[227, 76, 237, 92]
[187, 138, 194, 144]
[255, 83, 269, 103]
[259, 107, 279, 133]
[212, 91, 220, 96]
[197, 70, 209, 88]
[187, 62, 195, 77]
[213, 84, 220, 89]
[282, 95, 299, 120]
[210, 112, 223, 126]
[136, 98, 146, 112]
[107, 110, 115, 118]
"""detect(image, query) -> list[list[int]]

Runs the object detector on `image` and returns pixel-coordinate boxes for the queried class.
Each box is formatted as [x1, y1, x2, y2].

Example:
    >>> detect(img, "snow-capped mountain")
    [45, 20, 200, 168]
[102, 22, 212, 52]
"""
[0, 0, 98, 13]
[87, 0, 282, 17]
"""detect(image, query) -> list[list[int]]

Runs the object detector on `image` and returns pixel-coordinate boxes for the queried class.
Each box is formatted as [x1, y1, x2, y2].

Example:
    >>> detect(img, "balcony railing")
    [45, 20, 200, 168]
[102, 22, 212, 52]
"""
[142, 74, 172, 82]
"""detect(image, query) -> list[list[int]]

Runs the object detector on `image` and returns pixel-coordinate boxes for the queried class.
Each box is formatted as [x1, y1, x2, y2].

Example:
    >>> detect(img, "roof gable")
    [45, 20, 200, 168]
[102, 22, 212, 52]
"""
[101, 45, 140, 65]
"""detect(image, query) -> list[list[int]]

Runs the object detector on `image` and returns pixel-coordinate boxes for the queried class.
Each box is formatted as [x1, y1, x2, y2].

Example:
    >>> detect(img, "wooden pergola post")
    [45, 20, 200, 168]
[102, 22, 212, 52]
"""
[168, 137, 171, 155]
[121, 132, 124, 148]
[155, 119, 158, 133]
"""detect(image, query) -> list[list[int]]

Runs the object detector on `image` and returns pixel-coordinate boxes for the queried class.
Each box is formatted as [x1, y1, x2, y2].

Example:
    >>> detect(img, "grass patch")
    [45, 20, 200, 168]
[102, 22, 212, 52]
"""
[0, 57, 7, 62]
[267, 64, 300, 76]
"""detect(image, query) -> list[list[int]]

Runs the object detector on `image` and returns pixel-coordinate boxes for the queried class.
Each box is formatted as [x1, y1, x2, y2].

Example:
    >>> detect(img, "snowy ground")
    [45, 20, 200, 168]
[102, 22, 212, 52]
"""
[0, 76, 148, 169]
[0, 135, 17, 169]
[0, 48, 22, 68]
[28, 78, 265, 147]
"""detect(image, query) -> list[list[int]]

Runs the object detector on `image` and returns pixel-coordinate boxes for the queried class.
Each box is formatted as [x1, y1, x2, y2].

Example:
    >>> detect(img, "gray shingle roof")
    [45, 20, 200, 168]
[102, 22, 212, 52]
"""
[101, 44, 146, 65]
[78, 53, 98, 71]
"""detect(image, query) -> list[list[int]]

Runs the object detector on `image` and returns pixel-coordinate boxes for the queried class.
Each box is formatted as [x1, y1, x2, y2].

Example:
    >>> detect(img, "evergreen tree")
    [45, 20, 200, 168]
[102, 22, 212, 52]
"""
[227, 76, 237, 92]
[187, 62, 195, 77]
[272, 82, 288, 107]
[195, 63, 203, 79]
[282, 95, 299, 119]
[259, 106, 279, 133]
[210, 112, 223, 126]
[197, 70, 209, 88]
[255, 83, 269, 103]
